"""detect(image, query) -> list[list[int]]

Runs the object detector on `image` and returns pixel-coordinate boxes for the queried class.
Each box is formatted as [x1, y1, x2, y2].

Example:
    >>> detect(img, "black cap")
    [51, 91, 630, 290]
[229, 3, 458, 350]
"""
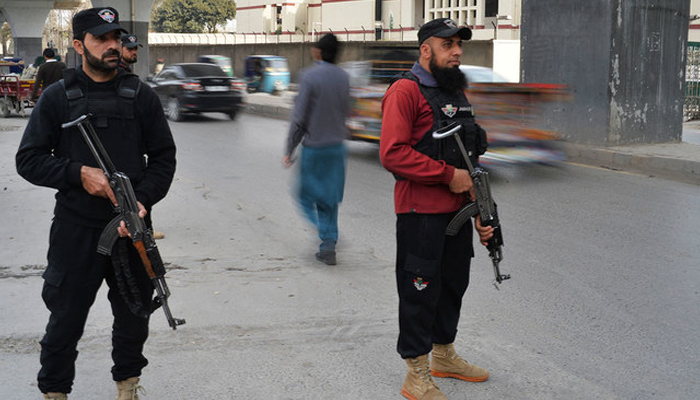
[121, 34, 143, 49]
[72, 7, 127, 38]
[418, 18, 472, 45]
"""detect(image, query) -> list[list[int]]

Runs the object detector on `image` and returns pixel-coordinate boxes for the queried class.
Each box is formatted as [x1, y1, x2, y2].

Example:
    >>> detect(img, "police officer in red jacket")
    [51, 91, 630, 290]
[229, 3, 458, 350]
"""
[380, 18, 494, 400]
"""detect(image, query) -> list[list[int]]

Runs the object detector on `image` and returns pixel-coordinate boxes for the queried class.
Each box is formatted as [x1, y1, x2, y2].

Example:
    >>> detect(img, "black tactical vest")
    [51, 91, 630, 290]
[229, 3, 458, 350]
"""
[61, 69, 147, 184]
[391, 71, 487, 170]
[62, 68, 141, 129]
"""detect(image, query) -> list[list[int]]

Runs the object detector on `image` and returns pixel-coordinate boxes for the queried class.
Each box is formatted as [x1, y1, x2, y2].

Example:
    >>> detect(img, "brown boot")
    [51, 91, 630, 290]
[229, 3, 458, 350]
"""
[43, 393, 67, 400]
[401, 354, 448, 400]
[115, 377, 145, 400]
[430, 343, 489, 382]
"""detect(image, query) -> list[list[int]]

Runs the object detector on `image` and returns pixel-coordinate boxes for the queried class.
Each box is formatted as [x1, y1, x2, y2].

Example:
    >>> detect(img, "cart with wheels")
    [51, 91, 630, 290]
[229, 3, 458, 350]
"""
[0, 74, 38, 117]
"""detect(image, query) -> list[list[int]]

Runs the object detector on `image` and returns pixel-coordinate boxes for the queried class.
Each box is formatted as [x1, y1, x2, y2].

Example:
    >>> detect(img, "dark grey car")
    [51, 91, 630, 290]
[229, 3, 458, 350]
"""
[148, 63, 246, 121]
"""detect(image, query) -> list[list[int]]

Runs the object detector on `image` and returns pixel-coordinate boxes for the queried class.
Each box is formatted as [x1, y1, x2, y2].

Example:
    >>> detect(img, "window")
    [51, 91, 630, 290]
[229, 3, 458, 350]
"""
[181, 64, 228, 78]
[485, 0, 498, 18]
[427, 0, 480, 26]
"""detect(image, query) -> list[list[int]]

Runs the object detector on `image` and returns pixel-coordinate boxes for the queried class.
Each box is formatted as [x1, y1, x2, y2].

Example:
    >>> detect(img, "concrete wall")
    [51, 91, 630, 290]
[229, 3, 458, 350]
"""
[148, 40, 495, 82]
[521, 0, 690, 145]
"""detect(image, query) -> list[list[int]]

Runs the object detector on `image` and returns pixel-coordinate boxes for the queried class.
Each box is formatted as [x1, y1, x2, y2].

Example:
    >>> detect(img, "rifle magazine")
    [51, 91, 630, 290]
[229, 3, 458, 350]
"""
[446, 202, 479, 236]
[97, 216, 122, 256]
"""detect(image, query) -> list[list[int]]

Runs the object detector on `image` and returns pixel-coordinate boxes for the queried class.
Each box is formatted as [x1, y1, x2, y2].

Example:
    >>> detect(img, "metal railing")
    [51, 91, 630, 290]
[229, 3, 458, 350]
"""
[148, 28, 418, 45]
[685, 42, 700, 121]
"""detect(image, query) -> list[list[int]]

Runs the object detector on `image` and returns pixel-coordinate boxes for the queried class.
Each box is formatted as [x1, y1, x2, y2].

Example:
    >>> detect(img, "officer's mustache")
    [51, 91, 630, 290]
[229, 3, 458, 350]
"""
[102, 49, 120, 60]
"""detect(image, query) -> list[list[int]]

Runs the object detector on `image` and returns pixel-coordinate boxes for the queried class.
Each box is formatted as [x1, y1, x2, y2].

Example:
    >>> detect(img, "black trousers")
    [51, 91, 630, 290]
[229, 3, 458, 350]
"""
[38, 219, 152, 394]
[395, 213, 474, 359]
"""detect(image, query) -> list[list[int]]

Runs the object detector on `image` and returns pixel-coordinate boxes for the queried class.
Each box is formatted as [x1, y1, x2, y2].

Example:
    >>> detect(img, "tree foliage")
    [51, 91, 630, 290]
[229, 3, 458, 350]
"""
[151, 0, 236, 33]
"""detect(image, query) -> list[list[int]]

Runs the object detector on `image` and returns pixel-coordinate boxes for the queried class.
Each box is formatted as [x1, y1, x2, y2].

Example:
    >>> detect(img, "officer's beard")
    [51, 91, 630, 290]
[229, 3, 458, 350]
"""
[430, 58, 467, 96]
[123, 53, 138, 64]
[84, 46, 120, 73]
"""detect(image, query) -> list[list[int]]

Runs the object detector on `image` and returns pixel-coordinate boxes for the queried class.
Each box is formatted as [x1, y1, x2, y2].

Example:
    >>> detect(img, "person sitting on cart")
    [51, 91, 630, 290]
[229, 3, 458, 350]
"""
[30, 48, 67, 102]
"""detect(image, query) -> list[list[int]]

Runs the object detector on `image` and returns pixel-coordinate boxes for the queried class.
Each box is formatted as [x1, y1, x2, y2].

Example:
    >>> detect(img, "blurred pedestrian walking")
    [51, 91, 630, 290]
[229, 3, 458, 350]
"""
[282, 33, 351, 265]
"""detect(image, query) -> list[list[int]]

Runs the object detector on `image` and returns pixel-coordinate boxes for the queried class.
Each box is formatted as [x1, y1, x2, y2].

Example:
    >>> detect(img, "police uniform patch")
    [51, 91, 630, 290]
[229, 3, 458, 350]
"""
[443, 19, 458, 29]
[98, 9, 116, 23]
[441, 104, 457, 118]
[414, 277, 429, 291]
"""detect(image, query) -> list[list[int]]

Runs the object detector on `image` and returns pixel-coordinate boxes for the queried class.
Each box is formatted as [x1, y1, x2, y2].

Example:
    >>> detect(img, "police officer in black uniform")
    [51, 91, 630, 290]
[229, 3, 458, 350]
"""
[16, 7, 176, 400]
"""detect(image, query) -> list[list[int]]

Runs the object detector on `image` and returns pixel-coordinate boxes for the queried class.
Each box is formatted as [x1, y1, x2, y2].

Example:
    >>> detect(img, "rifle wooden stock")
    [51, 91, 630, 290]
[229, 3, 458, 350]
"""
[133, 241, 157, 278]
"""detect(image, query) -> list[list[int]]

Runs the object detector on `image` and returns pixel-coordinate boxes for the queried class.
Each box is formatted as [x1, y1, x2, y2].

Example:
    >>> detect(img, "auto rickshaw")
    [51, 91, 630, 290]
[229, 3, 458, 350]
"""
[198, 55, 234, 77]
[244, 55, 290, 94]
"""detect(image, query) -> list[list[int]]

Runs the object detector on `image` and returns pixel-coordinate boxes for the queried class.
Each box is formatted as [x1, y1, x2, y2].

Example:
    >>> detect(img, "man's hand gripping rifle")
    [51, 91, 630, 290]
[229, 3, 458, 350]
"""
[62, 114, 186, 329]
[432, 122, 510, 287]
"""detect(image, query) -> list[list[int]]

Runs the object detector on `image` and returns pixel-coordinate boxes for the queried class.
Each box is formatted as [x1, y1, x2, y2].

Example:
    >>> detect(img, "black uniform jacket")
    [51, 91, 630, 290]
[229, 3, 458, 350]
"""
[16, 66, 176, 228]
[31, 60, 67, 100]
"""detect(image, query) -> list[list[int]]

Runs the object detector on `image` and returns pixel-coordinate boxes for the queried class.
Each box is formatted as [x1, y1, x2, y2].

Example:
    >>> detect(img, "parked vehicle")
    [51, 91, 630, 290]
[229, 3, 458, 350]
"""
[244, 55, 290, 94]
[147, 63, 246, 121]
[0, 59, 36, 117]
[198, 55, 234, 77]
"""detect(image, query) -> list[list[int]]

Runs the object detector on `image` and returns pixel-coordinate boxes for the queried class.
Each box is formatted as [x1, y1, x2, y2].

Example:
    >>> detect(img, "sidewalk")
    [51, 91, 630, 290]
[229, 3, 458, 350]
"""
[244, 92, 700, 184]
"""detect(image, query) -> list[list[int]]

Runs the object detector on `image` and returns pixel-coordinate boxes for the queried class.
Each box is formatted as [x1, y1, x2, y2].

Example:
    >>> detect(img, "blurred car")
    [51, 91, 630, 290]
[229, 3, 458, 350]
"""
[148, 63, 246, 121]
[344, 61, 569, 165]
[459, 64, 568, 165]
[459, 64, 510, 84]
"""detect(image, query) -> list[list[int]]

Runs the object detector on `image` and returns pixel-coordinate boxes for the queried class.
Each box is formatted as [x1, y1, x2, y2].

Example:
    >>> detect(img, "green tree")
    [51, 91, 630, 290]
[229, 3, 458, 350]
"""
[151, 0, 236, 33]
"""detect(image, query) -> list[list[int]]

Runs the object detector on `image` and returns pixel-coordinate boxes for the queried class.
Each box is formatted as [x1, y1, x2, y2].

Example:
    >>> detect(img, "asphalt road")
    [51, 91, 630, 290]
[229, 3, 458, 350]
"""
[1, 112, 699, 399]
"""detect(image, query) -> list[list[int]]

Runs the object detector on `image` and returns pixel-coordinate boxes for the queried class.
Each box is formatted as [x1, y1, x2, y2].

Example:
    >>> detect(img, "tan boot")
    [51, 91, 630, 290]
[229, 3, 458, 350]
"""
[430, 343, 489, 382]
[115, 377, 145, 400]
[401, 354, 448, 400]
[43, 393, 67, 400]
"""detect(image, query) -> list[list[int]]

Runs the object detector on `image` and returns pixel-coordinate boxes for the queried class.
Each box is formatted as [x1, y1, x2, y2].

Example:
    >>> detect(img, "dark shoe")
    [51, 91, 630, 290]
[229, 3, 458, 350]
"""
[315, 251, 337, 265]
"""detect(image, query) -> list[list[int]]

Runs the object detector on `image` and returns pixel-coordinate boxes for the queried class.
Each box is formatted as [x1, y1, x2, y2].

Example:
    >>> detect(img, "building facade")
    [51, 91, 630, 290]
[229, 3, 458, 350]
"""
[233, 0, 521, 42]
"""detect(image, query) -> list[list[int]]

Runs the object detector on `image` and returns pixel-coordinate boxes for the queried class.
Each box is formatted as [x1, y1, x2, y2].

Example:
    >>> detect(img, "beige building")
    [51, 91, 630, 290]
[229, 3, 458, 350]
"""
[234, 0, 522, 42]
[690, 0, 700, 42]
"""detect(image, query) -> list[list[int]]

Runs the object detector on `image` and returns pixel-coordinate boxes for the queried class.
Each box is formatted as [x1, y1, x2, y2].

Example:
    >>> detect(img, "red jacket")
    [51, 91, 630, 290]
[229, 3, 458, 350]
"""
[379, 64, 467, 214]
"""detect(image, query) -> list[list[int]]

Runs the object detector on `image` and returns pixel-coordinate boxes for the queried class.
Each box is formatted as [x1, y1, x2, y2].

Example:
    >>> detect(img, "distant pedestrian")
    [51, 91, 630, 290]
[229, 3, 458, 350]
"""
[30, 48, 67, 102]
[282, 33, 351, 265]
[154, 58, 165, 75]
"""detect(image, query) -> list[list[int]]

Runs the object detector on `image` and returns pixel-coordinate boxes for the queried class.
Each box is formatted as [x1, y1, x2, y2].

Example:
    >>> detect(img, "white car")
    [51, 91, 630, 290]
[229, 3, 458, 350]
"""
[459, 65, 510, 84]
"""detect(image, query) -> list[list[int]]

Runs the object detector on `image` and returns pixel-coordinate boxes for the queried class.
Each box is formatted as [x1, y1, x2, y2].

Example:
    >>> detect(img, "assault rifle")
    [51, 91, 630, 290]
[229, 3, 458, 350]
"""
[62, 114, 186, 329]
[432, 122, 510, 287]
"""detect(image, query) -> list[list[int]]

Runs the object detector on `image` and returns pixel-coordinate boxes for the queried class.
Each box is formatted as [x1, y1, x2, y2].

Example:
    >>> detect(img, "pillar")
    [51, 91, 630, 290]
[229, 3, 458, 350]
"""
[0, 1, 54, 65]
[521, 0, 691, 145]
